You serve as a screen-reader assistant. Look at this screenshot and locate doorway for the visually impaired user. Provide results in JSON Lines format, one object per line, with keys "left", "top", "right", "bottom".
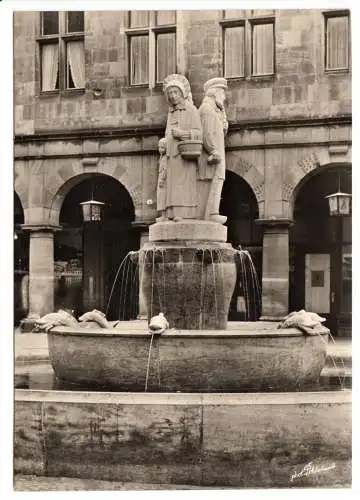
{"left": 220, "top": 170, "right": 262, "bottom": 321}
{"left": 290, "top": 167, "right": 351, "bottom": 336}
{"left": 57, "top": 174, "right": 139, "bottom": 319}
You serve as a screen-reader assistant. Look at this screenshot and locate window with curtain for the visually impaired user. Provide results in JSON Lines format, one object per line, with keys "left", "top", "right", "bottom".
{"left": 252, "top": 22, "right": 274, "bottom": 75}
{"left": 221, "top": 11, "right": 275, "bottom": 79}
{"left": 39, "top": 11, "right": 85, "bottom": 92}
{"left": 156, "top": 32, "right": 176, "bottom": 83}
{"left": 325, "top": 14, "right": 350, "bottom": 70}
{"left": 130, "top": 35, "right": 149, "bottom": 85}
{"left": 224, "top": 26, "right": 245, "bottom": 77}
{"left": 127, "top": 10, "right": 176, "bottom": 87}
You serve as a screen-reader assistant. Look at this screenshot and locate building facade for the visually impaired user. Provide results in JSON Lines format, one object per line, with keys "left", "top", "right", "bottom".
{"left": 14, "top": 9, "right": 352, "bottom": 335}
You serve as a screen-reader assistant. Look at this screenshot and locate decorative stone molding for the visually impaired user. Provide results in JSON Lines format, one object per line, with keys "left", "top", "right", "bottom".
{"left": 253, "top": 182, "right": 265, "bottom": 202}
{"left": 236, "top": 156, "right": 254, "bottom": 176}
{"left": 282, "top": 182, "right": 295, "bottom": 202}
{"left": 255, "top": 218, "right": 294, "bottom": 228}
{"left": 81, "top": 157, "right": 99, "bottom": 167}
{"left": 129, "top": 184, "right": 143, "bottom": 208}
{"left": 297, "top": 152, "right": 319, "bottom": 174}
{"left": 21, "top": 224, "right": 62, "bottom": 233}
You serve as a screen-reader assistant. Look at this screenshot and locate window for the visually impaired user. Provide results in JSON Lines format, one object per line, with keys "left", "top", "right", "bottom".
{"left": 222, "top": 10, "right": 275, "bottom": 78}
{"left": 127, "top": 10, "right": 176, "bottom": 86}
{"left": 38, "top": 11, "right": 85, "bottom": 92}
{"left": 324, "top": 11, "right": 350, "bottom": 71}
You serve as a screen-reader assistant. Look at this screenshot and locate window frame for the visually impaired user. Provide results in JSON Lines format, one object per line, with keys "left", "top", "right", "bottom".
{"left": 37, "top": 11, "right": 85, "bottom": 94}
{"left": 221, "top": 10, "right": 276, "bottom": 80}
{"left": 250, "top": 18, "right": 275, "bottom": 77}
{"left": 126, "top": 10, "right": 177, "bottom": 88}
{"left": 323, "top": 10, "right": 351, "bottom": 73}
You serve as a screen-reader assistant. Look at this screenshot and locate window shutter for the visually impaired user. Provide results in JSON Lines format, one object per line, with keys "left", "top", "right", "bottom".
{"left": 327, "top": 16, "right": 349, "bottom": 70}
{"left": 252, "top": 23, "right": 274, "bottom": 75}
{"left": 156, "top": 32, "right": 176, "bottom": 82}
{"left": 224, "top": 26, "right": 245, "bottom": 77}
{"left": 131, "top": 35, "right": 149, "bottom": 85}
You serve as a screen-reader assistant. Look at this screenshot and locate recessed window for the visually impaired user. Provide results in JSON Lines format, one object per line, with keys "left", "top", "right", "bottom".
{"left": 127, "top": 11, "right": 176, "bottom": 87}
{"left": 224, "top": 25, "right": 245, "bottom": 78}
{"left": 252, "top": 22, "right": 274, "bottom": 76}
{"left": 130, "top": 35, "right": 149, "bottom": 85}
{"left": 156, "top": 32, "right": 176, "bottom": 83}
{"left": 222, "top": 10, "right": 275, "bottom": 79}
{"left": 325, "top": 13, "right": 350, "bottom": 71}
{"left": 39, "top": 11, "right": 85, "bottom": 92}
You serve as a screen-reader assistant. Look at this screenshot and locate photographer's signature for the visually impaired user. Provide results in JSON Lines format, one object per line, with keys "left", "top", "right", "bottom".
{"left": 290, "top": 461, "right": 336, "bottom": 482}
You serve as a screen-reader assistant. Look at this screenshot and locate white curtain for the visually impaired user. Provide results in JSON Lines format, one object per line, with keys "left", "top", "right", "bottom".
{"left": 67, "top": 41, "right": 85, "bottom": 88}
{"left": 252, "top": 23, "right": 274, "bottom": 75}
{"left": 157, "top": 32, "right": 176, "bottom": 82}
{"left": 131, "top": 35, "right": 149, "bottom": 85}
{"left": 225, "top": 26, "right": 245, "bottom": 77}
{"left": 327, "top": 17, "right": 349, "bottom": 70}
{"left": 41, "top": 43, "right": 59, "bottom": 91}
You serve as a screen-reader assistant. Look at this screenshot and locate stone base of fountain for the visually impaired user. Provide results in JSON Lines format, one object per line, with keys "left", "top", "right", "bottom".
{"left": 47, "top": 321, "right": 329, "bottom": 392}
{"left": 14, "top": 389, "right": 351, "bottom": 487}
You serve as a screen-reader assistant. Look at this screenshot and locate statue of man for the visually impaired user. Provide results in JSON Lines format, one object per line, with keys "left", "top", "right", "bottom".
{"left": 157, "top": 74, "right": 202, "bottom": 222}
{"left": 198, "top": 77, "right": 228, "bottom": 224}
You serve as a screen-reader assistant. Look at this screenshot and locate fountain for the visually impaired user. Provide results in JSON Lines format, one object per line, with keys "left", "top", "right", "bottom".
{"left": 14, "top": 75, "right": 351, "bottom": 488}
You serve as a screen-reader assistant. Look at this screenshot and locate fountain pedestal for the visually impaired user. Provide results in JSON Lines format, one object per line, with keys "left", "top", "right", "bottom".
{"left": 142, "top": 220, "right": 236, "bottom": 330}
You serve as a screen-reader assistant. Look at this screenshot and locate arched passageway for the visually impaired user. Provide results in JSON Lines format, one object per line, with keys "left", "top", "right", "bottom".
{"left": 220, "top": 170, "right": 262, "bottom": 321}
{"left": 289, "top": 166, "right": 351, "bottom": 336}
{"left": 14, "top": 192, "right": 29, "bottom": 323}
{"left": 55, "top": 174, "right": 139, "bottom": 319}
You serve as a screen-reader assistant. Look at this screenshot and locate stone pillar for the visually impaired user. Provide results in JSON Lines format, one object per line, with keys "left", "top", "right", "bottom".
{"left": 256, "top": 219, "right": 294, "bottom": 321}
{"left": 20, "top": 225, "right": 59, "bottom": 330}
{"left": 138, "top": 228, "right": 149, "bottom": 320}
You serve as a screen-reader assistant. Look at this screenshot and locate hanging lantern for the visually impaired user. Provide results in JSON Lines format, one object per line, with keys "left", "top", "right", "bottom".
{"left": 325, "top": 173, "right": 351, "bottom": 216}
{"left": 80, "top": 199, "right": 105, "bottom": 222}
{"left": 325, "top": 191, "right": 351, "bottom": 216}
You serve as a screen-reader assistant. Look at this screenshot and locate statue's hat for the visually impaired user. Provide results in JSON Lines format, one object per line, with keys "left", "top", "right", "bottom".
{"left": 204, "top": 77, "right": 228, "bottom": 93}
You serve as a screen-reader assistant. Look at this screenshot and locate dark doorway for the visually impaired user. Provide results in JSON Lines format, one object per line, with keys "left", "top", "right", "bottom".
{"left": 57, "top": 175, "right": 139, "bottom": 319}
{"left": 290, "top": 167, "right": 351, "bottom": 337}
{"left": 14, "top": 192, "right": 29, "bottom": 324}
{"left": 220, "top": 170, "right": 262, "bottom": 321}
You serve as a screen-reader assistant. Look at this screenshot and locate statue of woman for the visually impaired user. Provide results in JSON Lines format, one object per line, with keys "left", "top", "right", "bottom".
{"left": 160, "top": 74, "right": 203, "bottom": 222}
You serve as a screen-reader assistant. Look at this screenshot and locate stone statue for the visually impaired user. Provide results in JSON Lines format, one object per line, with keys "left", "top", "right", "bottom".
{"left": 156, "top": 138, "right": 168, "bottom": 222}
{"left": 198, "top": 77, "right": 229, "bottom": 224}
{"left": 156, "top": 74, "right": 203, "bottom": 222}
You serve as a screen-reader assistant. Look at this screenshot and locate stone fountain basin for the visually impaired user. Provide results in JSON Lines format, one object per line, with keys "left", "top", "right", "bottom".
{"left": 48, "top": 321, "right": 328, "bottom": 392}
